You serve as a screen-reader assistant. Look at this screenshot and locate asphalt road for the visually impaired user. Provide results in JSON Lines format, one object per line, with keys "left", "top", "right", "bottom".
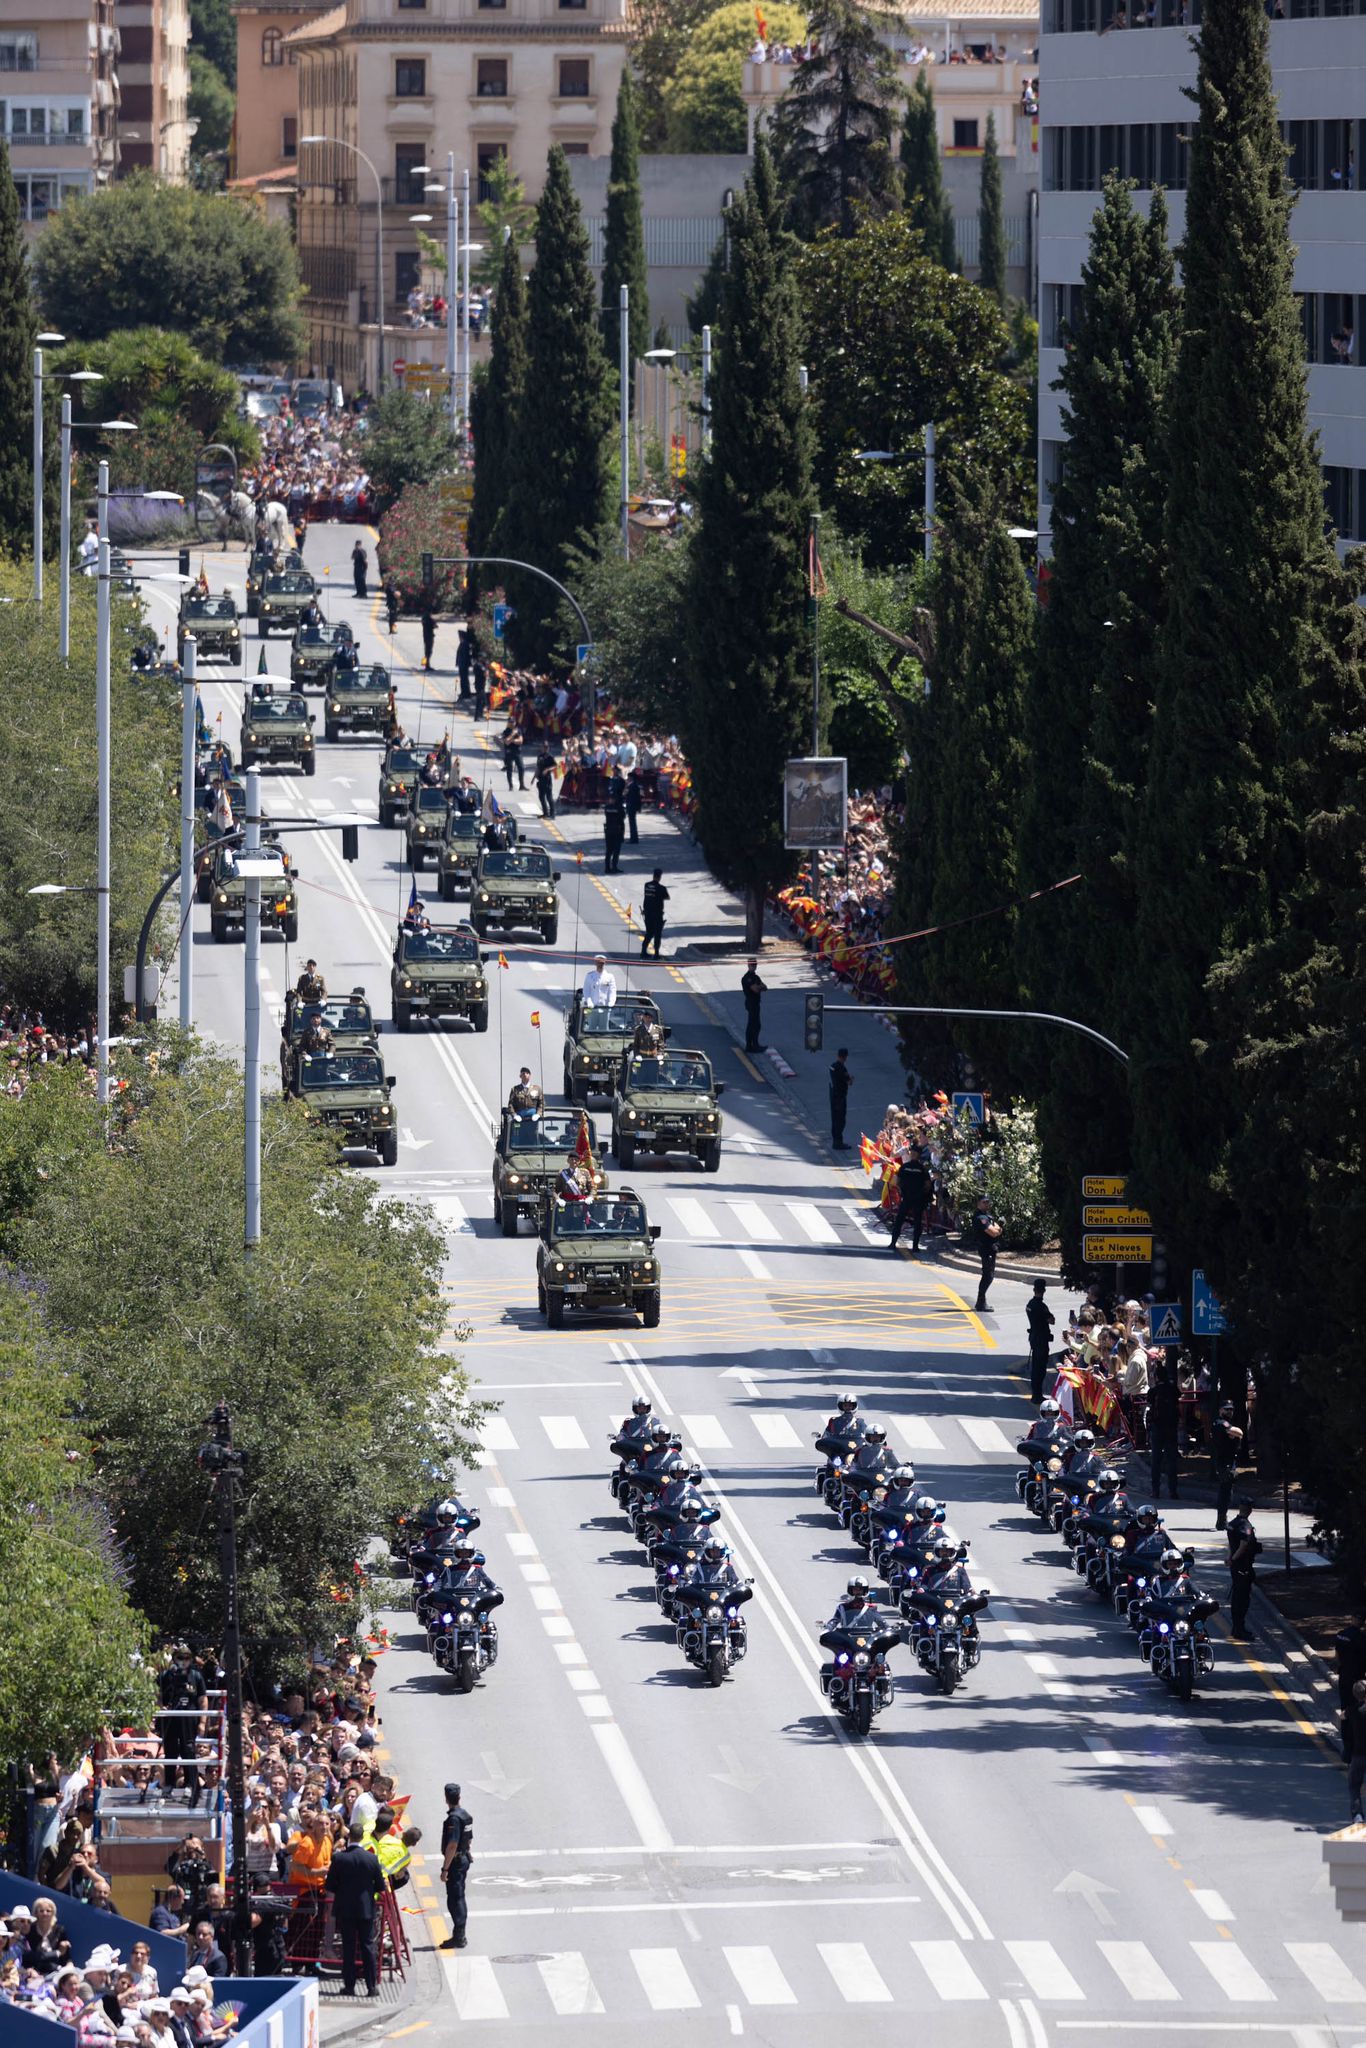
{"left": 142, "top": 526, "right": 1362, "bottom": 2048}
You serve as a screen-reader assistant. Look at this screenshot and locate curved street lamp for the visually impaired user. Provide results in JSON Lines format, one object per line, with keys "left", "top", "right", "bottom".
{"left": 301, "top": 134, "right": 386, "bottom": 390}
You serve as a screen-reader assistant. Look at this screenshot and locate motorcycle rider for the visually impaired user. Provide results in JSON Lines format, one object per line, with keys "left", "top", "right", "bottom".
{"left": 682, "top": 1532, "right": 748, "bottom": 1596}
{"left": 612, "top": 1395, "right": 655, "bottom": 1450}
{"left": 440, "top": 1544, "right": 503, "bottom": 1664}
{"left": 820, "top": 1393, "right": 868, "bottom": 1445}
{"left": 826, "top": 1575, "right": 881, "bottom": 1632}
{"left": 919, "top": 1531, "right": 974, "bottom": 1598}
{"left": 844, "top": 1422, "right": 895, "bottom": 1501}
{"left": 1025, "top": 1396, "right": 1071, "bottom": 1446}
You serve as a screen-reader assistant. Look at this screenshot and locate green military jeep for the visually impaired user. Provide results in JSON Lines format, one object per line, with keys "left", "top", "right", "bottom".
{"left": 257, "top": 569, "right": 317, "bottom": 637}
{"left": 294, "top": 1043, "right": 399, "bottom": 1167}
{"left": 611, "top": 1047, "right": 724, "bottom": 1172}
{"left": 391, "top": 921, "right": 489, "bottom": 1033}
{"left": 280, "top": 988, "right": 378, "bottom": 1093}
{"left": 177, "top": 591, "right": 242, "bottom": 663}
{"left": 290, "top": 619, "right": 347, "bottom": 690}
{"left": 404, "top": 784, "right": 452, "bottom": 870}
{"left": 240, "top": 682, "right": 316, "bottom": 775}
{"left": 325, "top": 665, "right": 390, "bottom": 742}
{"left": 378, "top": 744, "right": 424, "bottom": 829}
{"left": 244, "top": 545, "right": 276, "bottom": 620}
{"left": 208, "top": 840, "right": 298, "bottom": 944}
{"left": 491, "top": 1107, "right": 608, "bottom": 1237}
{"left": 562, "top": 993, "right": 666, "bottom": 1105}
{"left": 470, "top": 844, "right": 560, "bottom": 944}
{"left": 536, "top": 1187, "right": 662, "bottom": 1329}
{"left": 436, "top": 811, "right": 520, "bottom": 901}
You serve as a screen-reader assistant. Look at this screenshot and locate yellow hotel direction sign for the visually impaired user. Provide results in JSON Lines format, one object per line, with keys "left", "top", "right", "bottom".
{"left": 1082, "top": 1204, "right": 1153, "bottom": 1231}
{"left": 1081, "top": 1175, "right": 1127, "bottom": 1200}
{"left": 1082, "top": 1233, "right": 1154, "bottom": 1265}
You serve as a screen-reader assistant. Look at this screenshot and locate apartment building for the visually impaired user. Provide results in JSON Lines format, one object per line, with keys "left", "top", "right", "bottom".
{"left": 232, "top": 0, "right": 332, "bottom": 182}
{"left": 1037, "top": 1, "right": 1366, "bottom": 547}
{"left": 288, "top": 0, "right": 630, "bottom": 390}
{"left": 115, "top": 0, "right": 191, "bottom": 177}
{"left": 1, "top": 0, "right": 119, "bottom": 227}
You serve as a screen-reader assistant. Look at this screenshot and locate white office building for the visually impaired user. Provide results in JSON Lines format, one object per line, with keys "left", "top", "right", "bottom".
{"left": 1037, "top": 1, "right": 1366, "bottom": 550}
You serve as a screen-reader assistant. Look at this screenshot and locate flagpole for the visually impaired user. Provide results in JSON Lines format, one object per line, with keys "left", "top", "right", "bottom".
{"left": 571, "top": 851, "right": 584, "bottom": 994}
{"left": 534, "top": 1011, "right": 546, "bottom": 1107}
{"left": 497, "top": 952, "right": 505, "bottom": 1110}
{"left": 622, "top": 911, "right": 632, "bottom": 1000}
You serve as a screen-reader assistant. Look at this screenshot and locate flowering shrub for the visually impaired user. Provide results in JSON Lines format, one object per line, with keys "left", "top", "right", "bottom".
{"left": 376, "top": 480, "right": 468, "bottom": 611}
{"left": 941, "top": 1103, "right": 1057, "bottom": 1252}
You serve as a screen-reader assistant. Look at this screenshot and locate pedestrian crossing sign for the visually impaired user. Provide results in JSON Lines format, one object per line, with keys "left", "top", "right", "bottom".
{"left": 951, "top": 1091, "right": 984, "bottom": 1125}
{"left": 1149, "top": 1302, "right": 1183, "bottom": 1346}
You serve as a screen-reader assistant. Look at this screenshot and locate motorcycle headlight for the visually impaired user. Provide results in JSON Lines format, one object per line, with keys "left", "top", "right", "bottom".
{"left": 1111, "top": 1535, "right": 1125, "bottom": 1549}
{"left": 707, "top": 1606, "right": 721, "bottom": 1622}
{"left": 1175, "top": 1620, "right": 1189, "bottom": 1635}
{"left": 853, "top": 1652, "right": 870, "bottom": 1669}
{"left": 441, "top": 1611, "right": 453, "bottom": 1625}
{"left": 1158, "top": 1622, "right": 1170, "bottom": 1635}
{"left": 835, "top": 1652, "right": 850, "bottom": 1666}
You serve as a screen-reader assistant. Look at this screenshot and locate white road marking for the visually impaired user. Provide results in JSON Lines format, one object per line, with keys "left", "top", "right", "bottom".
{"left": 819, "top": 1942, "right": 892, "bottom": 2003}
{"left": 913, "top": 1941, "right": 988, "bottom": 2001}
{"left": 1284, "top": 1942, "right": 1366, "bottom": 2003}
{"left": 681, "top": 1413, "right": 731, "bottom": 1449}
{"left": 1098, "top": 1942, "right": 1180, "bottom": 2001}
{"left": 1191, "top": 1941, "right": 1275, "bottom": 2002}
{"left": 554, "top": 1644, "right": 586, "bottom": 1666}
{"left": 1005, "top": 1942, "right": 1085, "bottom": 2001}
{"left": 593, "top": 1725, "right": 673, "bottom": 1852}
{"left": 1003, "top": 1625, "right": 1038, "bottom": 1644}
{"left": 309, "top": 794, "right": 335, "bottom": 811}
{"left": 519, "top": 1562, "right": 550, "bottom": 1584}
{"left": 446, "top": 1953, "right": 508, "bottom": 2020}
{"left": 529, "top": 1586, "right": 562, "bottom": 1611}
{"left": 566, "top": 1670, "right": 600, "bottom": 1692}
{"left": 729, "top": 1201, "right": 781, "bottom": 1242}
{"left": 505, "top": 1532, "right": 538, "bottom": 1557}
{"left": 428, "top": 1195, "right": 471, "bottom": 1233}
{"left": 1025, "top": 1654, "right": 1061, "bottom": 1679}
{"left": 579, "top": 1696, "right": 612, "bottom": 1719}
{"left": 542, "top": 1415, "right": 589, "bottom": 1450}
{"left": 486, "top": 1486, "right": 515, "bottom": 1509}
{"left": 1189, "top": 1889, "right": 1233, "bottom": 1922}
{"left": 537, "top": 1952, "right": 604, "bottom": 2015}
{"left": 737, "top": 1249, "right": 772, "bottom": 1280}
{"left": 1083, "top": 1735, "right": 1123, "bottom": 1765}
{"left": 753, "top": 1415, "right": 802, "bottom": 1450}
{"left": 670, "top": 1197, "right": 719, "bottom": 1238}
{"left": 788, "top": 1202, "right": 840, "bottom": 1244}
{"left": 1131, "top": 1805, "right": 1173, "bottom": 1838}
{"left": 724, "top": 1946, "right": 797, "bottom": 2006}
{"left": 542, "top": 1616, "right": 574, "bottom": 1638}
{"left": 895, "top": 1418, "right": 944, "bottom": 1452}
{"left": 958, "top": 1417, "right": 1015, "bottom": 1455}
{"left": 480, "top": 1417, "right": 517, "bottom": 1451}
{"left": 631, "top": 1948, "right": 699, "bottom": 2011}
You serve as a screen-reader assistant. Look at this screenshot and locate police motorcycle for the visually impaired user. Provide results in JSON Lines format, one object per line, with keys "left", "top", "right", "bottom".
{"left": 859, "top": 1465, "right": 932, "bottom": 1564}
{"left": 404, "top": 1500, "right": 482, "bottom": 1606}
{"left": 818, "top": 1579, "right": 900, "bottom": 1737}
{"left": 879, "top": 1496, "right": 947, "bottom": 1595}
{"left": 421, "top": 1545, "right": 505, "bottom": 1694}
{"left": 638, "top": 1466, "right": 720, "bottom": 1564}
{"left": 1056, "top": 1431, "right": 1107, "bottom": 1544}
{"left": 1136, "top": 1550, "right": 1220, "bottom": 1701}
{"left": 1108, "top": 1506, "right": 1180, "bottom": 1625}
{"left": 813, "top": 1395, "right": 869, "bottom": 1509}
{"left": 671, "top": 1532, "right": 754, "bottom": 1687}
{"left": 607, "top": 1397, "right": 658, "bottom": 1501}
{"left": 1073, "top": 1469, "right": 1133, "bottom": 1595}
{"left": 900, "top": 1532, "right": 991, "bottom": 1696}
{"left": 652, "top": 1504, "right": 712, "bottom": 1621}
{"left": 619, "top": 1427, "right": 686, "bottom": 1539}
{"left": 1014, "top": 1399, "right": 1075, "bottom": 1517}
{"left": 832, "top": 1424, "right": 895, "bottom": 1532}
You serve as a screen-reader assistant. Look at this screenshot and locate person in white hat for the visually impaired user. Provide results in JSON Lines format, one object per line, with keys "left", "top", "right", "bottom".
{"left": 144, "top": 1995, "right": 177, "bottom": 2048}
{"left": 582, "top": 954, "right": 616, "bottom": 1008}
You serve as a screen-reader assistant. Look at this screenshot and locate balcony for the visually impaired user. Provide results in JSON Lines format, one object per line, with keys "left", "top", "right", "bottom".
{"left": 6, "top": 127, "right": 90, "bottom": 148}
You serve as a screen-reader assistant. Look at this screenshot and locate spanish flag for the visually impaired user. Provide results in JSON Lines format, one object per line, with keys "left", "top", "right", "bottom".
{"left": 497, "top": 951, "right": 509, "bottom": 969}
{"left": 756, "top": 4, "right": 768, "bottom": 36}
{"left": 574, "top": 1112, "right": 594, "bottom": 1171}
{"left": 530, "top": 1010, "right": 541, "bottom": 1028}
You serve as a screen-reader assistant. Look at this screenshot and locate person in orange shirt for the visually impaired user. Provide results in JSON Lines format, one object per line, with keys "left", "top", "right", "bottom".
{"left": 287, "top": 1809, "right": 332, "bottom": 1968}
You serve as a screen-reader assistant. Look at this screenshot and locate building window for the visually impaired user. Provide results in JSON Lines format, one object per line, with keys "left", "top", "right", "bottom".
{"left": 478, "top": 0, "right": 508, "bottom": 9}
{"left": 560, "top": 0, "right": 588, "bottom": 9}
{"left": 396, "top": 250, "right": 422, "bottom": 302}
{"left": 395, "top": 59, "right": 426, "bottom": 97}
{"left": 562, "top": 141, "right": 590, "bottom": 155}
{"left": 476, "top": 58, "right": 508, "bottom": 96}
{"left": 282, "top": 115, "right": 297, "bottom": 159}
{"left": 0, "top": 34, "right": 39, "bottom": 72}
{"left": 558, "top": 57, "right": 591, "bottom": 95}
{"left": 952, "top": 119, "right": 979, "bottom": 150}
{"left": 396, "top": 0, "right": 427, "bottom": 11}
{"left": 476, "top": 140, "right": 507, "bottom": 200}
{"left": 394, "top": 144, "right": 427, "bottom": 204}
{"left": 262, "top": 27, "right": 284, "bottom": 65}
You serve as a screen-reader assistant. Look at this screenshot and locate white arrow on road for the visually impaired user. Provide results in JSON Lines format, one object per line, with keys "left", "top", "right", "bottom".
{"left": 468, "top": 1750, "right": 529, "bottom": 1801}
{"left": 719, "top": 1364, "right": 761, "bottom": 1398}
{"left": 1053, "top": 1871, "right": 1117, "bottom": 1926}
{"left": 710, "top": 1744, "right": 766, "bottom": 1796}
{"left": 401, "top": 1127, "right": 433, "bottom": 1150}
{"left": 332, "top": 776, "right": 355, "bottom": 788}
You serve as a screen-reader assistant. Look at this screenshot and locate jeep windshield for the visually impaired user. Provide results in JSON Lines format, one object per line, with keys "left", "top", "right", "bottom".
{"left": 401, "top": 930, "right": 479, "bottom": 963}
{"left": 291, "top": 1000, "right": 373, "bottom": 1039}
{"left": 385, "top": 749, "right": 422, "bottom": 775}
{"left": 413, "top": 788, "right": 450, "bottom": 814}
{"left": 507, "top": 1112, "right": 592, "bottom": 1153}
{"left": 625, "top": 1052, "right": 712, "bottom": 1092}
{"left": 297, "top": 623, "right": 335, "bottom": 645}
{"left": 249, "top": 697, "right": 308, "bottom": 722}
{"left": 299, "top": 1052, "right": 384, "bottom": 1089}
{"left": 265, "top": 574, "right": 311, "bottom": 595}
{"left": 186, "top": 597, "right": 236, "bottom": 620}
{"left": 337, "top": 670, "right": 385, "bottom": 692}
{"left": 554, "top": 1195, "right": 647, "bottom": 1237}
{"left": 445, "top": 814, "right": 480, "bottom": 841}
{"left": 218, "top": 849, "right": 287, "bottom": 880}
{"left": 581, "top": 1003, "right": 655, "bottom": 1037}
{"left": 483, "top": 850, "right": 551, "bottom": 878}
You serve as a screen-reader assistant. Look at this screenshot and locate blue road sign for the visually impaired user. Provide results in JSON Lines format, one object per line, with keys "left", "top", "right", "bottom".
{"left": 1149, "top": 1302, "right": 1183, "bottom": 1347}
{"left": 492, "top": 603, "right": 512, "bottom": 640}
{"left": 1191, "top": 1269, "right": 1230, "bottom": 1337}
{"left": 576, "top": 642, "right": 594, "bottom": 665}
{"left": 951, "top": 1091, "right": 984, "bottom": 1126}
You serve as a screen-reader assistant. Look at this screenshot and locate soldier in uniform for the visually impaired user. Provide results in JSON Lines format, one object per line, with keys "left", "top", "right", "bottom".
{"left": 296, "top": 960, "right": 327, "bottom": 1003}
{"left": 508, "top": 1067, "right": 543, "bottom": 1114}
{"left": 300, "top": 1015, "right": 333, "bottom": 1057}
{"left": 632, "top": 1014, "right": 663, "bottom": 1054}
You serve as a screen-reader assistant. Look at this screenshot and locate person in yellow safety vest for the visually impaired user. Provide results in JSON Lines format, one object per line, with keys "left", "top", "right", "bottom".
{"left": 364, "top": 1806, "right": 419, "bottom": 1891}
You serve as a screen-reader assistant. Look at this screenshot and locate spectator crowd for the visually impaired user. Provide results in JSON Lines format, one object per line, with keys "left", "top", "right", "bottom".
{"left": 242, "top": 407, "right": 373, "bottom": 528}
{"left": 774, "top": 787, "right": 901, "bottom": 1000}
{"left": 2, "top": 1001, "right": 98, "bottom": 1098}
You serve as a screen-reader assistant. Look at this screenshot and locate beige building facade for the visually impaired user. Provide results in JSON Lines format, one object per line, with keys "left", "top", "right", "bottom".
{"left": 115, "top": 0, "right": 191, "bottom": 178}
{"left": 2, "top": 0, "right": 120, "bottom": 227}
{"left": 288, "top": 0, "right": 629, "bottom": 390}
{"left": 231, "top": 0, "right": 331, "bottom": 182}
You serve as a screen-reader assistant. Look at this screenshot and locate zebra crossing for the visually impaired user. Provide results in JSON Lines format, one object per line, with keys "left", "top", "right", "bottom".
{"left": 392, "top": 1183, "right": 905, "bottom": 1256}
{"left": 443, "top": 1931, "right": 1366, "bottom": 2022}
{"left": 472, "top": 1406, "right": 1017, "bottom": 1465}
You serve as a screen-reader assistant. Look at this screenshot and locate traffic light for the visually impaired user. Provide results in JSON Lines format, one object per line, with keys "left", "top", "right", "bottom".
{"left": 804, "top": 990, "right": 824, "bottom": 1052}
{"left": 421, "top": 551, "right": 434, "bottom": 591}
{"left": 178, "top": 548, "right": 191, "bottom": 579}
{"left": 341, "top": 824, "right": 359, "bottom": 864}
{"left": 1150, "top": 1238, "right": 1168, "bottom": 1294}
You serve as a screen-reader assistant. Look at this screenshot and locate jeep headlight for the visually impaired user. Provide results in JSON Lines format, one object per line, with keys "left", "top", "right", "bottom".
{"left": 401, "top": 977, "right": 413, "bottom": 990}
{"left": 215, "top": 891, "right": 228, "bottom": 905}
{"left": 553, "top": 1260, "right": 565, "bottom": 1274}
{"left": 229, "top": 628, "right": 239, "bottom": 639}
{"left": 704, "top": 1111, "right": 717, "bottom": 1123}
{"left": 634, "top": 1261, "right": 656, "bottom": 1279}
{"left": 247, "top": 731, "right": 259, "bottom": 743}
{"left": 507, "top": 1172, "right": 521, "bottom": 1186}
{"left": 376, "top": 1103, "right": 394, "bottom": 1122}
{"left": 479, "top": 891, "right": 491, "bottom": 904}
{"left": 575, "top": 1054, "right": 592, "bottom": 1069}
{"left": 329, "top": 701, "right": 340, "bottom": 713}
{"left": 625, "top": 1109, "right": 637, "bottom": 1122}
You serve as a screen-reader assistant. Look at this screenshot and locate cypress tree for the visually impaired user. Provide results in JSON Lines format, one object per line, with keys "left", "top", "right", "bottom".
{"left": 1130, "top": 0, "right": 1364, "bottom": 1285}
{"left": 1016, "top": 177, "right": 1177, "bottom": 1265}
{"left": 467, "top": 231, "right": 528, "bottom": 591}
{"left": 600, "top": 71, "right": 650, "bottom": 399}
{"left": 977, "top": 111, "right": 1006, "bottom": 305}
{"left": 501, "top": 147, "right": 612, "bottom": 666}
{"left": 685, "top": 231, "right": 726, "bottom": 336}
{"left": 901, "top": 68, "right": 956, "bottom": 269}
{"left": 0, "top": 142, "right": 38, "bottom": 559}
{"left": 684, "top": 138, "right": 815, "bottom": 947}
{"left": 769, "top": 0, "right": 904, "bottom": 238}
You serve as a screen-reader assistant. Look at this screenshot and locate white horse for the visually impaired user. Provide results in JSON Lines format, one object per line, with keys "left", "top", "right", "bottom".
{"left": 262, "top": 500, "right": 292, "bottom": 554}
{"left": 229, "top": 491, "right": 257, "bottom": 544}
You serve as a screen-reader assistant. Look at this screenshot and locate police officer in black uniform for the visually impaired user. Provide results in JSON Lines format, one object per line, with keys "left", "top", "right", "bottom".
{"left": 439, "top": 1783, "right": 474, "bottom": 1949}
{"left": 969, "top": 1195, "right": 1002, "bottom": 1314}
{"left": 158, "top": 1645, "right": 207, "bottom": 1804}
{"left": 1227, "top": 1501, "right": 1261, "bottom": 1641}
{"left": 1211, "top": 1401, "right": 1243, "bottom": 1529}
{"left": 889, "top": 1145, "right": 932, "bottom": 1255}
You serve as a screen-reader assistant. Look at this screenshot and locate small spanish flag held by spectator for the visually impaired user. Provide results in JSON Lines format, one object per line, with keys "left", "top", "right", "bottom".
{"left": 497, "top": 951, "right": 509, "bottom": 969}
{"left": 530, "top": 1010, "right": 541, "bottom": 1028}
{"left": 575, "top": 850, "right": 585, "bottom": 866}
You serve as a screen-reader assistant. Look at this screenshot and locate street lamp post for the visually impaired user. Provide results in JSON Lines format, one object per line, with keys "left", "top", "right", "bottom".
{"left": 301, "top": 136, "right": 386, "bottom": 392}
{"left": 61, "top": 377, "right": 117, "bottom": 659}
{"left": 179, "top": 638, "right": 197, "bottom": 1028}
{"left": 243, "top": 768, "right": 263, "bottom": 1250}
{"left": 197, "top": 1402, "right": 251, "bottom": 1975}
{"left": 620, "top": 285, "right": 630, "bottom": 559}
{"left": 447, "top": 152, "right": 459, "bottom": 423}
{"left": 96, "top": 512, "right": 111, "bottom": 1107}
{"left": 33, "top": 332, "right": 66, "bottom": 604}
{"left": 461, "top": 167, "right": 471, "bottom": 429}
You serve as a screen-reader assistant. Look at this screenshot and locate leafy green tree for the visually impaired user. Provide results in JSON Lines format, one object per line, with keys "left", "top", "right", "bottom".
{"left": 770, "top": 0, "right": 904, "bottom": 237}
{"left": 901, "top": 68, "right": 956, "bottom": 269}
{"left": 794, "top": 211, "right": 1029, "bottom": 568}
{"left": 978, "top": 110, "right": 1007, "bottom": 304}
{"left": 416, "top": 159, "right": 535, "bottom": 294}
{"left": 502, "top": 147, "right": 613, "bottom": 666}
{"left": 189, "top": 0, "right": 236, "bottom": 84}
{"left": 1016, "top": 178, "right": 1177, "bottom": 1269}
{"left": 188, "top": 54, "right": 234, "bottom": 190}
{"left": 684, "top": 140, "right": 815, "bottom": 945}
{"left": 820, "top": 541, "right": 927, "bottom": 784}
{"left": 686, "top": 232, "right": 728, "bottom": 336}
{"left": 0, "top": 142, "right": 38, "bottom": 559}
{"left": 468, "top": 233, "right": 528, "bottom": 586}
{"left": 0, "top": 1275, "right": 155, "bottom": 1768}
{"left": 631, "top": 0, "right": 732, "bottom": 151}
{"left": 1129, "top": 0, "right": 1365, "bottom": 1284}
{"left": 32, "top": 173, "right": 303, "bottom": 363}
{"left": 362, "top": 387, "right": 458, "bottom": 514}
{"left": 601, "top": 71, "right": 650, "bottom": 396}
{"left": 664, "top": 1, "right": 807, "bottom": 153}
{"left": 4, "top": 1053, "right": 484, "bottom": 1671}
{"left": 50, "top": 328, "right": 255, "bottom": 503}
{"left": 561, "top": 531, "right": 692, "bottom": 729}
